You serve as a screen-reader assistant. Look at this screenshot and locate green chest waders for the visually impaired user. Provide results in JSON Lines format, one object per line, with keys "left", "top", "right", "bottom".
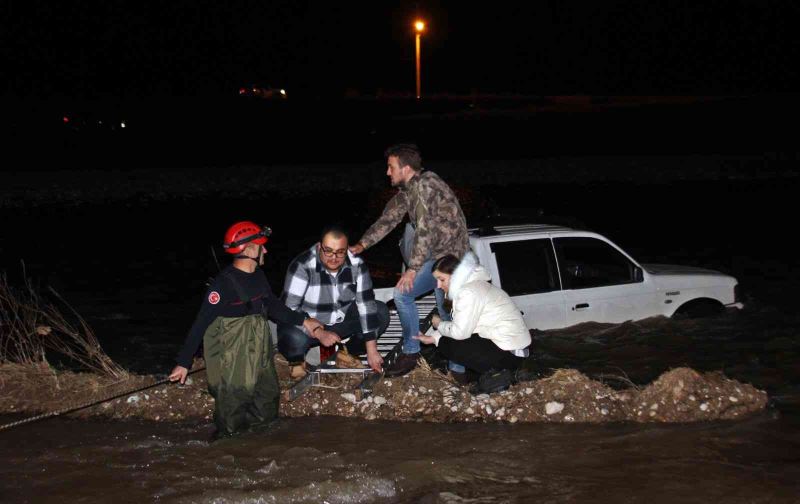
{"left": 203, "top": 275, "right": 280, "bottom": 435}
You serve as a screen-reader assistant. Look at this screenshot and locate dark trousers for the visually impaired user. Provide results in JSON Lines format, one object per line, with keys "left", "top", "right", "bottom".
{"left": 437, "top": 334, "right": 524, "bottom": 374}
{"left": 277, "top": 301, "right": 390, "bottom": 363}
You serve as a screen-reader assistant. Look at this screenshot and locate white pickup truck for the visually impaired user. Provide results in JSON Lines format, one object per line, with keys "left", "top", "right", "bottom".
{"left": 374, "top": 224, "right": 743, "bottom": 334}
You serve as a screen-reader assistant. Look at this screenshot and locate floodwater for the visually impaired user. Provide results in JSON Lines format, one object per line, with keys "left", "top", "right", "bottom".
{"left": 2, "top": 408, "right": 799, "bottom": 503}
{"left": 2, "top": 304, "right": 800, "bottom": 503}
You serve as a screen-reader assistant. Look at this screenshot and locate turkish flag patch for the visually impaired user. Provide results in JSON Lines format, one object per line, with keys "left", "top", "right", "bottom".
{"left": 208, "top": 291, "right": 221, "bottom": 305}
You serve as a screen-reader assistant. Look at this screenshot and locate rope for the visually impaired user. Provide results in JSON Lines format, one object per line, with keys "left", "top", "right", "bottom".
{"left": 0, "top": 367, "right": 206, "bottom": 432}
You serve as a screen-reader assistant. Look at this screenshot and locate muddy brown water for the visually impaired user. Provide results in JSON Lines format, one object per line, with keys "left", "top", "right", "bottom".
{"left": 2, "top": 305, "right": 800, "bottom": 503}
{"left": 1, "top": 409, "right": 799, "bottom": 503}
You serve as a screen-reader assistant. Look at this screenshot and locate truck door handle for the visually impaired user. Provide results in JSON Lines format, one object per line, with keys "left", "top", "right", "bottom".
{"left": 573, "top": 303, "right": 590, "bottom": 310}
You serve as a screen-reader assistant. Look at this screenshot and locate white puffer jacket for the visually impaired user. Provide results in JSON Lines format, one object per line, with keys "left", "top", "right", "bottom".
{"left": 436, "top": 252, "right": 531, "bottom": 351}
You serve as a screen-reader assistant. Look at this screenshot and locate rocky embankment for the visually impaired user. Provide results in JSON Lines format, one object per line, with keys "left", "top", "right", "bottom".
{"left": 0, "top": 356, "right": 767, "bottom": 427}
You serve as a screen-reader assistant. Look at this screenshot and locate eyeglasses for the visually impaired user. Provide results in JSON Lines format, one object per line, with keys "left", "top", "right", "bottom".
{"left": 321, "top": 247, "right": 347, "bottom": 258}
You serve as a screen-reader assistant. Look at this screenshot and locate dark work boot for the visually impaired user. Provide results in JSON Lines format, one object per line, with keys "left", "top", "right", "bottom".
{"left": 514, "top": 366, "right": 545, "bottom": 383}
{"left": 469, "top": 368, "right": 514, "bottom": 395}
{"left": 383, "top": 352, "right": 420, "bottom": 378}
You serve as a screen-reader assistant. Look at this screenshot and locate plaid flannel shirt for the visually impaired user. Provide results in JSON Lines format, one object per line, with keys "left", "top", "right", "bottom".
{"left": 281, "top": 244, "right": 381, "bottom": 340}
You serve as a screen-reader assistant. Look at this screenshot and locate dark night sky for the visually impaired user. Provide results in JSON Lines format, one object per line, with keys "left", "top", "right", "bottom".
{"left": 3, "top": 0, "right": 800, "bottom": 99}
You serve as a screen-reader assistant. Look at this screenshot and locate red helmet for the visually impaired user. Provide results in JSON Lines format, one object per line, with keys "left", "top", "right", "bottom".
{"left": 223, "top": 221, "right": 271, "bottom": 254}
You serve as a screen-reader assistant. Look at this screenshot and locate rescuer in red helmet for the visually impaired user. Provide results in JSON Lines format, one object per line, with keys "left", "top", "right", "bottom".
{"left": 169, "top": 221, "right": 322, "bottom": 438}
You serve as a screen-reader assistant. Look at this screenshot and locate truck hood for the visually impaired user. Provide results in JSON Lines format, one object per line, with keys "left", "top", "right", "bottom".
{"left": 642, "top": 263, "right": 729, "bottom": 277}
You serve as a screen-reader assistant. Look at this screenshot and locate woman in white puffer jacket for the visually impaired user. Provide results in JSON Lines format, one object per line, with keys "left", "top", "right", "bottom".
{"left": 415, "top": 252, "right": 531, "bottom": 377}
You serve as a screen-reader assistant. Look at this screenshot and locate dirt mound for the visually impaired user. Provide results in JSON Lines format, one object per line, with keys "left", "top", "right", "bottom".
{"left": 0, "top": 360, "right": 768, "bottom": 427}
{"left": 633, "top": 367, "right": 767, "bottom": 421}
{"left": 279, "top": 364, "right": 765, "bottom": 424}
{"left": 280, "top": 366, "right": 631, "bottom": 423}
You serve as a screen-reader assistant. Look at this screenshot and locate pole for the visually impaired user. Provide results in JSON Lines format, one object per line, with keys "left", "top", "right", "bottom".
{"left": 415, "top": 33, "right": 421, "bottom": 99}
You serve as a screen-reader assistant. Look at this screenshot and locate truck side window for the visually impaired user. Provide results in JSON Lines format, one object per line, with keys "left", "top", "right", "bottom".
{"left": 490, "top": 239, "right": 559, "bottom": 296}
{"left": 554, "top": 237, "right": 638, "bottom": 289}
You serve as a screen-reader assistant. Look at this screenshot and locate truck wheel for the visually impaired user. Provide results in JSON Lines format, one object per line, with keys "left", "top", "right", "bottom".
{"left": 673, "top": 299, "right": 724, "bottom": 319}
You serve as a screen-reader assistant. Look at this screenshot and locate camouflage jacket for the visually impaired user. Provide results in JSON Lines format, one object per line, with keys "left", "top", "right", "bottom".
{"left": 359, "top": 170, "right": 469, "bottom": 271}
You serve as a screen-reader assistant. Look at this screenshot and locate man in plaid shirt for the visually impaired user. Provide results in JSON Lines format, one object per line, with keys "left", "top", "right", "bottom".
{"left": 278, "top": 225, "right": 390, "bottom": 377}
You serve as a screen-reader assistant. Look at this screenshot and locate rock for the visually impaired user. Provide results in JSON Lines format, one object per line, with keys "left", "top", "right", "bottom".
{"left": 700, "top": 402, "right": 709, "bottom": 411}
{"left": 126, "top": 395, "right": 140, "bottom": 404}
{"left": 373, "top": 396, "right": 387, "bottom": 405}
{"left": 341, "top": 393, "right": 357, "bottom": 403}
{"left": 185, "top": 377, "right": 193, "bottom": 386}
{"left": 545, "top": 402, "right": 564, "bottom": 415}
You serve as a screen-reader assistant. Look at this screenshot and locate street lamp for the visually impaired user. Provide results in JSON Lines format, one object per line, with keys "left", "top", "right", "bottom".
{"left": 414, "top": 20, "right": 425, "bottom": 99}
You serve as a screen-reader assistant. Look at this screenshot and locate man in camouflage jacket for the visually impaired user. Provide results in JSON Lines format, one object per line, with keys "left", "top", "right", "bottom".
{"left": 350, "top": 144, "right": 469, "bottom": 378}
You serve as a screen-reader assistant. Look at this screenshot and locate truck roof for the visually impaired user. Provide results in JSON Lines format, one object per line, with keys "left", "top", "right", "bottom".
{"left": 468, "top": 223, "right": 581, "bottom": 237}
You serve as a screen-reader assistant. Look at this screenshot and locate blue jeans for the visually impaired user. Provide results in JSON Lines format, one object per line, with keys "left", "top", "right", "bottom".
{"left": 394, "top": 259, "right": 465, "bottom": 373}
